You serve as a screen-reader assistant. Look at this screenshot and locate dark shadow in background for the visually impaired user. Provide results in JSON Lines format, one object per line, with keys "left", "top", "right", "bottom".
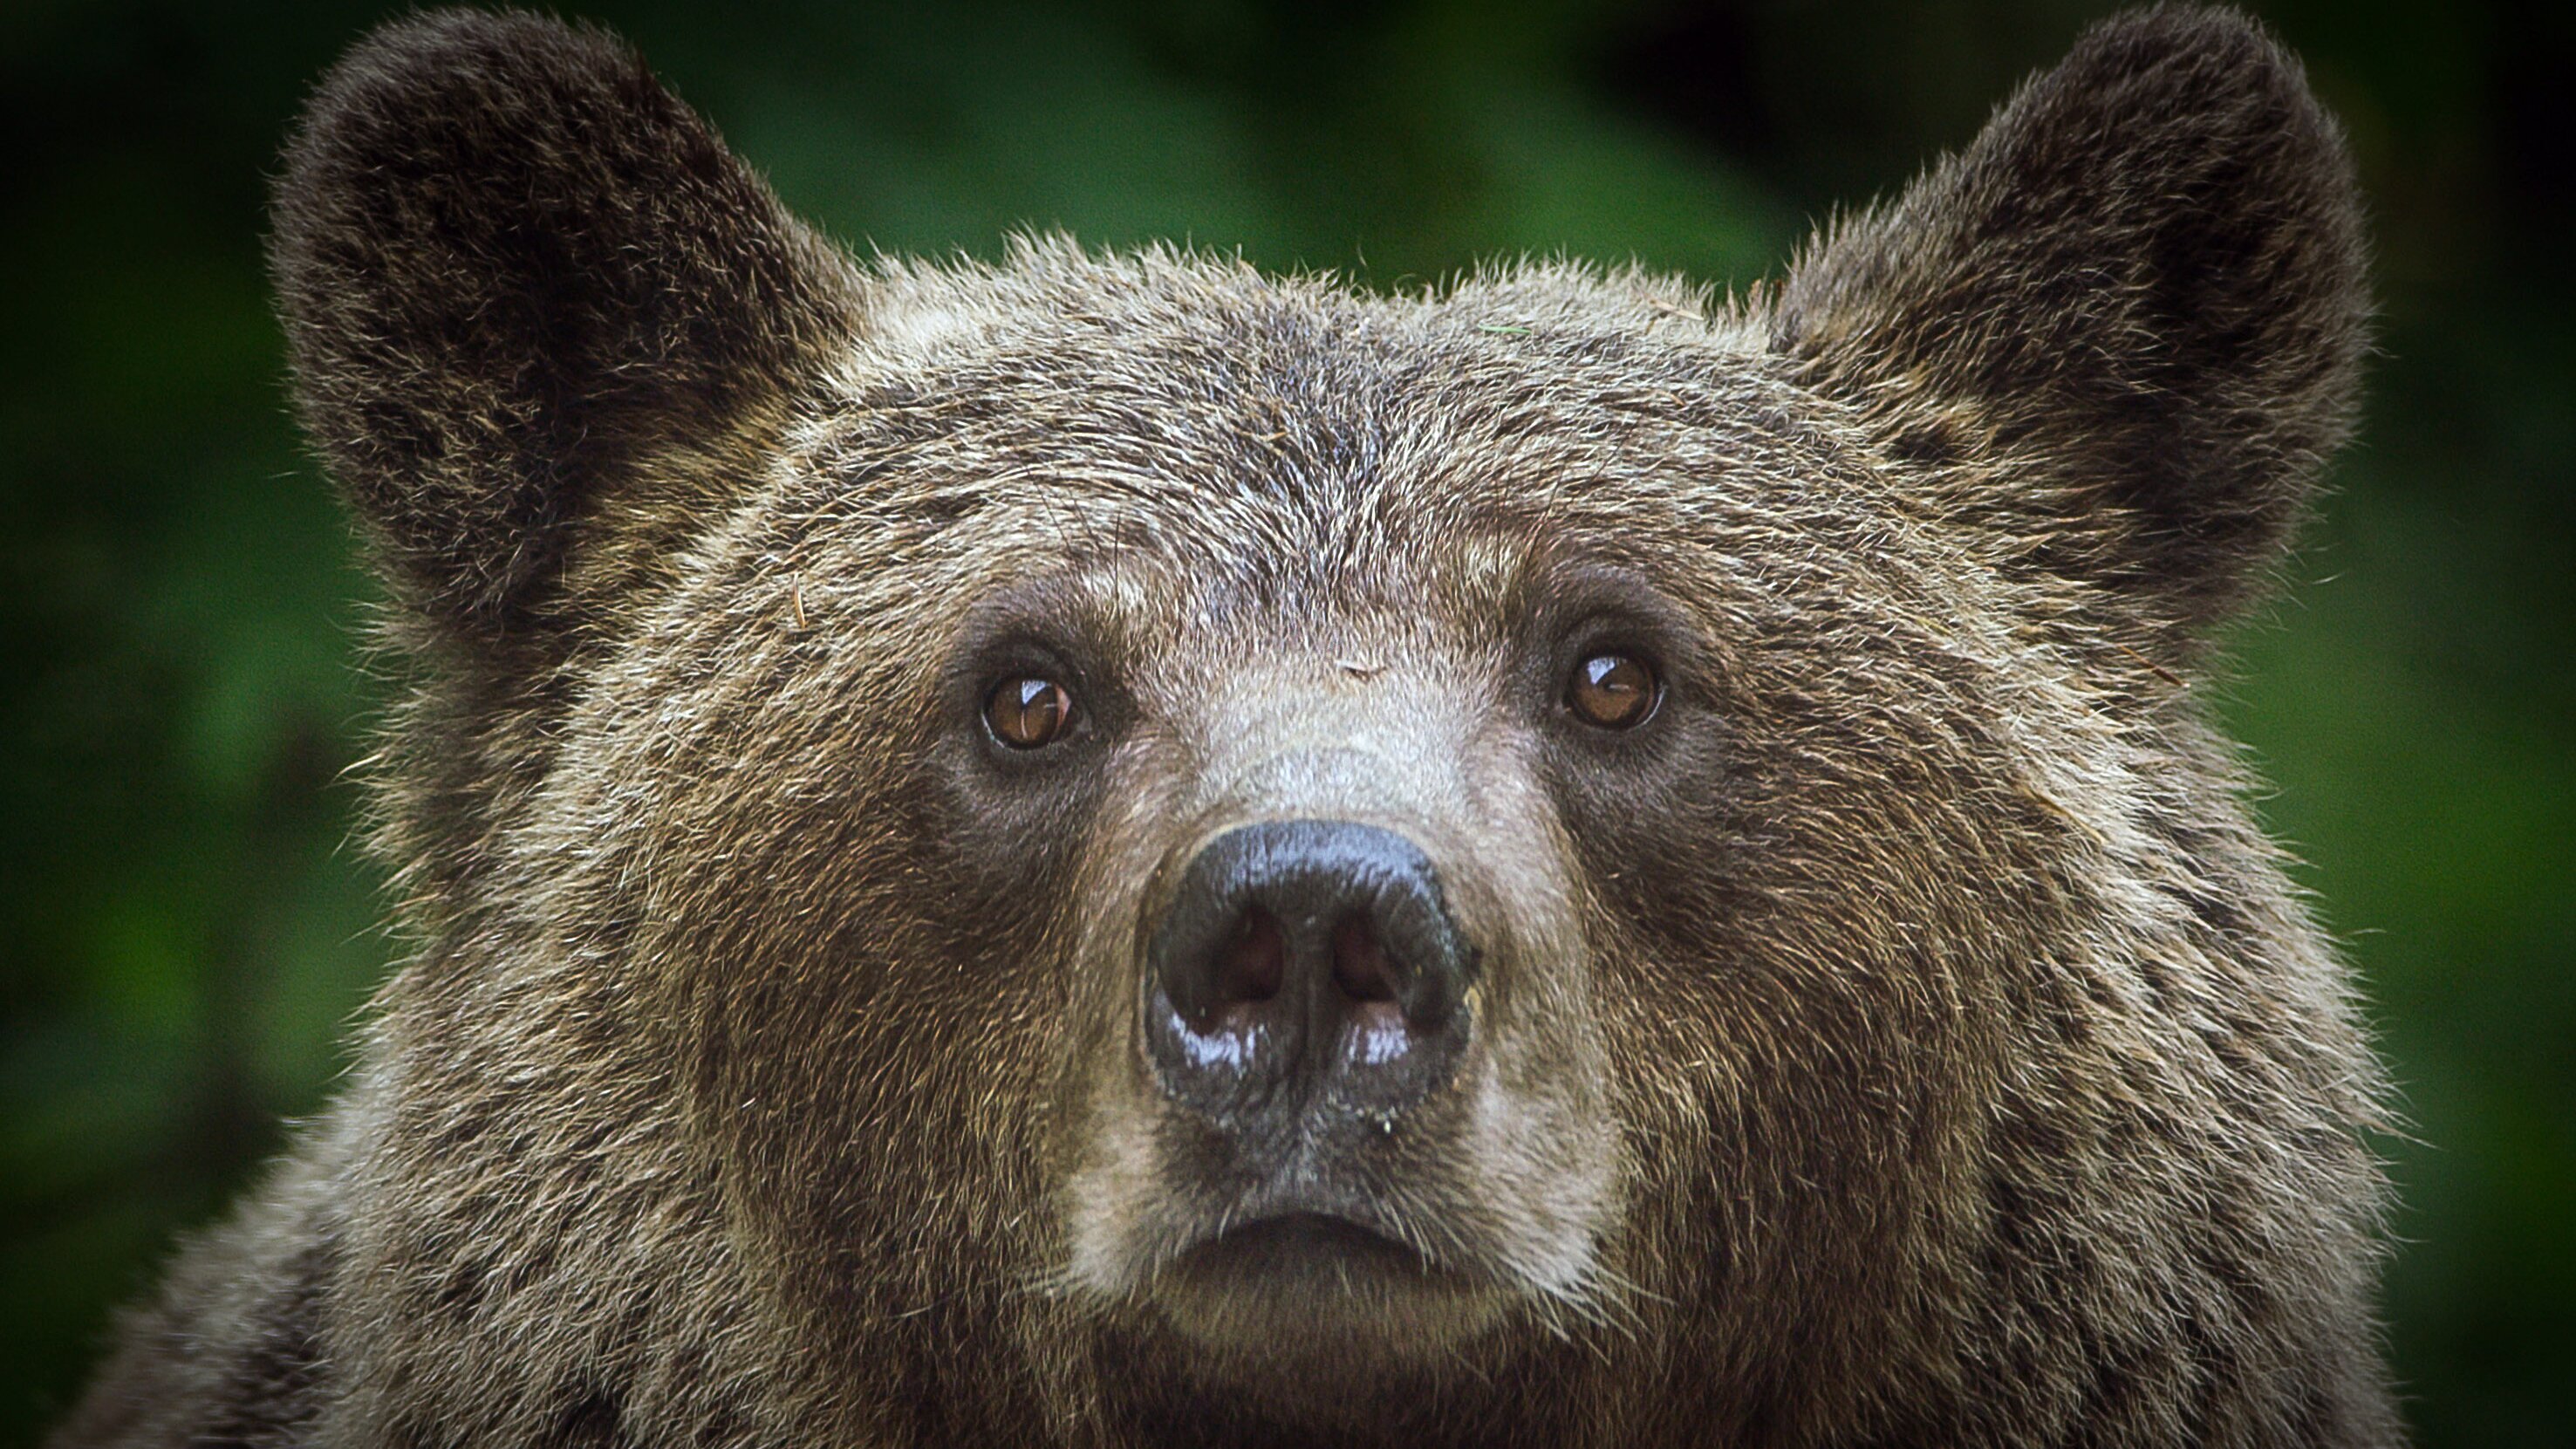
{"left": 2, "top": 2, "right": 2566, "bottom": 1443}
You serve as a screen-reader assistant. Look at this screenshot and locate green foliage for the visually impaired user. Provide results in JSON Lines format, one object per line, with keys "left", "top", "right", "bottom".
{"left": 2, "top": 1, "right": 2566, "bottom": 1442}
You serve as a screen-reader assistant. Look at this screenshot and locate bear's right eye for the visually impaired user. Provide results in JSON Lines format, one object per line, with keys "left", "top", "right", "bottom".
{"left": 984, "top": 676, "right": 1078, "bottom": 749}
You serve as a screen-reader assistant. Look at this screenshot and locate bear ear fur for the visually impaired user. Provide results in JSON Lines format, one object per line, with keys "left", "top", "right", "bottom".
{"left": 270, "top": 8, "right": 860, "bottom": 646}
{"left": 1772, "top": 5, "right": 2369, "bottom": 647}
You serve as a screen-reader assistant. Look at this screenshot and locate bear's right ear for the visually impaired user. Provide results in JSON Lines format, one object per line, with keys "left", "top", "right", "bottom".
{"left": 271, "top": 9, "right": 860, "bottom": 646}
{"left": 1770, "top": 6, "right": 2368, "bottom": 654}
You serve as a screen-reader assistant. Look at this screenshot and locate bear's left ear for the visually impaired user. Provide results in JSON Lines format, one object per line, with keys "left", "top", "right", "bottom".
{"left": 1771, "top": 5, "right": 2368, "bottom": 647}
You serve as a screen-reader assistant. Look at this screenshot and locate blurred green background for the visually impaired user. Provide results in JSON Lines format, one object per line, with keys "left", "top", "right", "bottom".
{"left": 2, "top": 0, "right": 2566, "bottom": 1442}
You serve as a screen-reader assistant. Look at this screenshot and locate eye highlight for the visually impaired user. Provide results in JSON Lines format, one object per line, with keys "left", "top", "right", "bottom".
{"left": 1567, "top": 653, "right": 1659, "bottom": 729}
{"left": 984, "top": 676, "right": 1077, "bottom": 749}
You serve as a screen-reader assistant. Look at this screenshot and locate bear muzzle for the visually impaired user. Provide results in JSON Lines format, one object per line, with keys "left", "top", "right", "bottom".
{"left": 1061, "top": 704, "right": 1615, "bottom": 1363}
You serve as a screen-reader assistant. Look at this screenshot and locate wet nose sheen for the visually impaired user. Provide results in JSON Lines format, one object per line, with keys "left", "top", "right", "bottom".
{"left": 1145, "top": 820, "right": 1476, "bottom": 1126}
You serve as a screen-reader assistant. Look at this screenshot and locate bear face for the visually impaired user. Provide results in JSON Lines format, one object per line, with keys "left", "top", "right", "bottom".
{"left": 54, "top": 6, "right": 2394, "bottom": 1447}
{"left": 531, "top": 250, "right": 2373, "bottom": 1439}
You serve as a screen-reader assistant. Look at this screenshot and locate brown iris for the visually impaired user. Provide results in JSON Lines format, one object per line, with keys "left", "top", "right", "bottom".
{"left": 1567, "top": 652, "right": 1658, "bottom": 729}
{"left": 985, "top": 676, "right": 1076, "bottom": 748}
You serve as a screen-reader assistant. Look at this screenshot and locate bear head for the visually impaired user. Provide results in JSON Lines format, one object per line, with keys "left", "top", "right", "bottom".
{"left": 269, "top": 7, "right": 2386, "bottom": 1443}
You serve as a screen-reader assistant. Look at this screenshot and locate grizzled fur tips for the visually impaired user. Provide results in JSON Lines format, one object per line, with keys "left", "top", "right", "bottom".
{"left": 57, "top": 5, "right": 2397, "bottom": 1448}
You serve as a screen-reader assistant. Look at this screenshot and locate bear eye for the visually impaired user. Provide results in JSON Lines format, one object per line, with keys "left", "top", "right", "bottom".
{"left": 984, "top": 675, "right": 1078, "bottom": 749}
{"left": 1567, "top": 653, "right": 1658, "bottom": 729}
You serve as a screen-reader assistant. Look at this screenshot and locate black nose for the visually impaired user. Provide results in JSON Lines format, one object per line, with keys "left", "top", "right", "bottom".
{"left": 1145, "top": 820, "right": 1475, "bottom": 1125}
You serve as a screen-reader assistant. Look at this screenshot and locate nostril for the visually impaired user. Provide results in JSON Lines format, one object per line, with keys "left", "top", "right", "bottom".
{"left": 1213, "top": 908, "right": 1286, "bottom": 1008}
{"left": 1330, "top": 917, "right": 1397, "bottom": 1003}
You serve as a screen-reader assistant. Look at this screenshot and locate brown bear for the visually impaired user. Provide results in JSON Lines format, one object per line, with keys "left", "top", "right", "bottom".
{"left": 51, "top": 5, "right": 2398, "bottom": 1446}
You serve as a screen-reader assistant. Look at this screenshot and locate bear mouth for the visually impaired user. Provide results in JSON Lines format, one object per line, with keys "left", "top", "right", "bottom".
{"left": 1175, "top": 1209, "right": 1433, "bottom": 1280}
{"left": 1145, "top": 1204, "right": 1510, "bottom": 1375}
{"left": 1157, "top": 1167, "right": 1457, "bottom": 1291}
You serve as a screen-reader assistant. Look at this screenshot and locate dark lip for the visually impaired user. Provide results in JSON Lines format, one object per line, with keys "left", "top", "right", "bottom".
{"left": 1175, "top": 1209, "right": 1438, "bottom": 1279}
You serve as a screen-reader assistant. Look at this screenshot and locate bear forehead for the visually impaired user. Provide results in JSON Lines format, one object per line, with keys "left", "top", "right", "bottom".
{"left": 781, "top": 245, "right": 1885, "bottom": 603}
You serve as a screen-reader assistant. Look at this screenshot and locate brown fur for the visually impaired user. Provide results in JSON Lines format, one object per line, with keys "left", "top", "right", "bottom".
{"left": 52, "top": 7, "right": 2395, "bottom": 1446}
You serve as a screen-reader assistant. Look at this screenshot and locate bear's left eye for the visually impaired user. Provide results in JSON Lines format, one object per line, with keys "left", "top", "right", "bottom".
{"left": 985, "top": 675, "right": 1078, "bottom": 749}
{"left": 1566, "top": 652, "right": 1659, "bottom": 729}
